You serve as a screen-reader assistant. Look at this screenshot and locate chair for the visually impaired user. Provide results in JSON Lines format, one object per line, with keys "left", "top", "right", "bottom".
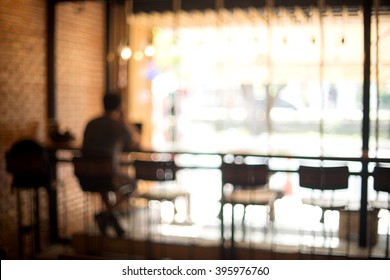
{"left": 73, "top": 155, "right": 134, "bottom": 237}
{"left": 371, "top": 165, "right": 390, "bottom": 258}
{"left": 298, "top": 165, "right": 350, "bottom": 252}
{"left": 134, "top": 156, "right": 191, "bottom": 226}
{"left": 220, "top": 156, "right": 278, "bottom": 259}
{"left": 5, "top": 139, "right": 52, "bottom": 258}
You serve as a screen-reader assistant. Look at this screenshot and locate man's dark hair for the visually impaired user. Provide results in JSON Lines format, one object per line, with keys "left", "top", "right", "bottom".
{"left": 103, "top": 93, "right": 121, "bottom": 112}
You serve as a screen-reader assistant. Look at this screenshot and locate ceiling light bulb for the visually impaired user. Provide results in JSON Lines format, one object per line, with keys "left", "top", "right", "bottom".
{"left": 120, "top": 47, "right": 132, "bottom": 60}
{"left": 144, "top": 45, "right": 156, "bottom": 57}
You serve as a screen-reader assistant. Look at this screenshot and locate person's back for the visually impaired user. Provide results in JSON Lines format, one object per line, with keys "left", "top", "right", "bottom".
{"left": 83, "top": 115, "right": 129, "bottom": 164}
{"left": 82, "top": 93, "right": 140, "bottom": 168}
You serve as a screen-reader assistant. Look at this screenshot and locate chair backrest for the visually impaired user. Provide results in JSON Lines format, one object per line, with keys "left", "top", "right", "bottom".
{"left": 134, "top": 159, "right": 177, "bottom": 182}
{"left": 5, "top": 139, "right": 51, "bottom": 189}
{"left": 73, "top": 156, "right": 117, "bottom": 193}
{"left": 221, "top": 161, "right": 268, "bottom": 189}
{"left": 298, "top": 165, "right": 349, "bottom": 191}
{"left": 373, "top": 166, "right": 390, "bottom": 193}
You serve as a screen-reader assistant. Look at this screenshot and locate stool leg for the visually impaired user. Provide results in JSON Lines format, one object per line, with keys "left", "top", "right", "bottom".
{"left": 33, "top": 188, "right": 41, "bottom": 254}
{"left": 108, "top": 212, "right": 125, "bottom": 237}
{"left": 220, "top": 201, "right": 225, "bottom": 259}
{"left": 242, "top": 206, "right": 247, "bottom": 241}
{"left": 231, "top": 204, "right": 235, "bottom": 259}
{"left": 17, "top": 190, "right": 23, "bottom": 259}
{"left": 185, "top": 193, "right": 191, "bottom": 224}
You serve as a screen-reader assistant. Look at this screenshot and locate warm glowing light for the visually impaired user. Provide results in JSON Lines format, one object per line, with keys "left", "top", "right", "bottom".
{"left": 120, "top": 46, "right": 132, "bottom": 60}
{"left": 144, "top": 45, "right": 156, "bottom": 57}
{"left": 134, "top": 51, "right": 144, "bottom": 61}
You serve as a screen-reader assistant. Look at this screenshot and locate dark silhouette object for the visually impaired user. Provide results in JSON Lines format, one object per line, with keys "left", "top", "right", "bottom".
{"left": 298, "top": 165, "right": 350, "bottom": 220}
{"left": 5, "top": 139, "right": 52, "bottom": 258}
{"left": 371, "top": 165, "right": 390, "bottom": 258}
{"left": 220, "top": 156, "right": 277, "bottom": 259}
{"left": 298, "top": 165, "right": 350, "bottom": 255}
{"left": 134, "top": 156, "right": 191, "bottom": 258}
{"left": 134, "top": 156, "right": 191, "bottom": 224}
{"left": 82, "top": 93, "right": 140, "bottom": 160}
{"left": 0, "top": 249, "right": 7, "bottom": 260}
{"left": 73, "top": 155, "right": 134, "bottom": 237}
{"left": 76, "top": 93, "right": 139, "bottom": 238}
{"left": 49, "top": 124, "right": 75, "bottom": 143}
{"left": 6, "top": 139, "right": 51, "bottom": 189}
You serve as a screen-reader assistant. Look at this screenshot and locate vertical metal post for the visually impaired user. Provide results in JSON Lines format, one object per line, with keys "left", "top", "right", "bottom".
{"left": 47, "top": 0, "right": 59, "bottom": 244}
{"left": 360, "top": 0, "right": 372, "bottom": 247}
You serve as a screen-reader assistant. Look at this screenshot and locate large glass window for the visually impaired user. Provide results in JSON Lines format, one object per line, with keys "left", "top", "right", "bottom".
{"left": 371, "top": 10, "right": 390, "bottom": 158}
{"left": 126, "top": 6, "right": 390, "bottom": 244}
{"left": 130, "top": 8, "right": 390, "bottom": 158}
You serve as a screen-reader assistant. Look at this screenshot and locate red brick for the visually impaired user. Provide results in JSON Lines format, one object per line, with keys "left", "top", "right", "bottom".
{"left": 0, "top": 0, "right": 105, "bottom": 259}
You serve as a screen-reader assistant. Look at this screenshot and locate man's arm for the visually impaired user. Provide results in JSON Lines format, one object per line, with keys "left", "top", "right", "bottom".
{"left": 126, "top": 122, "right": 141, "bottom": 150}
{"left": 120, "top": 111, "right": 141, "bottom": 150}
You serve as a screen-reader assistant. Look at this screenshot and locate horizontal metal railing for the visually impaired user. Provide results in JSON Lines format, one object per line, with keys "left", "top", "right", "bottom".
{"left": 52, "top": 146, "right": 390, "bottom": 259}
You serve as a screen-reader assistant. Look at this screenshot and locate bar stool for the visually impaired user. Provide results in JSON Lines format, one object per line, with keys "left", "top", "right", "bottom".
{"left": 73, "top": 155, "right": 135, "bottom": 238}
{"left": 134, "top": 155, "right": 191, "bottom": 259}
{"left": 220, "top": 155, "right": 276, "bottom": 259}
{"left": 5, "top": 139, "right": 52, "bottom": 259}
{"left": 298, "top": 165, "right": 350, "bottom": 255}
{"left": 134, "top": 155, "right": 191, "bottom": 224}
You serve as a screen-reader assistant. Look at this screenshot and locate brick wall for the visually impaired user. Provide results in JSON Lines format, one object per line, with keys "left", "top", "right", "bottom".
{"left": 56, "top": 1, "right": 105, "bottom": 139}
{"left": 0, "top": 0, "right": 48, "bottom": 259}
{"left": 0, "top": 0, "right": 105, "bottom": 259}
{"left": 55, "top": 1, "right": 105, "bottom": 242}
